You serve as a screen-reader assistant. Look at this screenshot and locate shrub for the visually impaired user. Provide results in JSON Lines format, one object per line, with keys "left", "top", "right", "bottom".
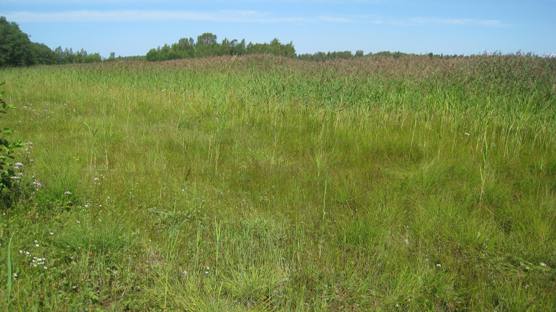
{"left": 0, "top": 82, "right": 22, "bottom": 208}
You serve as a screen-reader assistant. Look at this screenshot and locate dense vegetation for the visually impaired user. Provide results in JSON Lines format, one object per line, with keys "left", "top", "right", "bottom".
{"left": 0, "top": 83, "right": 23, "bottom": 209}
{"left": 0, "top": 17, "right": 101, "bottom": 67}
{"left": 0, "top": 54, "right": 555, "bottom": 310}
{"left": 146, "top": 32, "right": 296, "bottom": 61}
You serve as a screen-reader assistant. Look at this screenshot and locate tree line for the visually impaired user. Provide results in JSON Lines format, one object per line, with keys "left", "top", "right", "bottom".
{"left": 2, "top": 16, "right": 440, "bottom": 67}
{"left": 145, "top": 33, "right": 296, "bottom": 61}
{"left": 0, "top": 17, "right": 101, "bottom": 67}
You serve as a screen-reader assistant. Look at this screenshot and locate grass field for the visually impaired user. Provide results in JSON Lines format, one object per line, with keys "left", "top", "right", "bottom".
{"left": 1, "top": 55, "right": 555, "bottom": 311}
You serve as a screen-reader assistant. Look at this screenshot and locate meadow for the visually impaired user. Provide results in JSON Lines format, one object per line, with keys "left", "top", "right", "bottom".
{"left": 0, "top": 55, "right": 555, "bottom": 311}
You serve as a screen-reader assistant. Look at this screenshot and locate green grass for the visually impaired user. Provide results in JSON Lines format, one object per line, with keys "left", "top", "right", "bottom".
{"left": 0, "top": 55, "right": 555, "bottom": 310}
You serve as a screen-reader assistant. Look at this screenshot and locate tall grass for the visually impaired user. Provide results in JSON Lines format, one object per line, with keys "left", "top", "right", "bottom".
{"left": 5, "top": 235, "right": 13, "bottom": 307}
{"left": 0, "top": 54, "right": 555, "bottom": 310}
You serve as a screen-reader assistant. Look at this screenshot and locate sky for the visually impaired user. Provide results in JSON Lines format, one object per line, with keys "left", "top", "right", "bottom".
{"left": 1, "top": 0, "right": 555, "bottom": 57}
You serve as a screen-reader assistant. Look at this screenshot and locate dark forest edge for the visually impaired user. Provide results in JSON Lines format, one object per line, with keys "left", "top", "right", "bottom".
{"left": 1, "top": 16, "right": 553, "bottom": 68}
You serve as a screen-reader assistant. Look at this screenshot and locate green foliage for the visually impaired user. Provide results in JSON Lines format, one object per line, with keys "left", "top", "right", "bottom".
{"left": 0, "top": 17, "right": 35, "bottom": 66}
{"left": 146, "top": 33, "right": 295, "bottom": 61}
{"left": 0, "top": 16, "right": 102, "bottom": 67}
{"left": 51, "top": 47, "right": 102, "bottom": 64}
{"left": 0, "top": 83, "right": 22, "bottom": 208}
{"left": 5, "top": 235, "right": 13, "bottom": 307}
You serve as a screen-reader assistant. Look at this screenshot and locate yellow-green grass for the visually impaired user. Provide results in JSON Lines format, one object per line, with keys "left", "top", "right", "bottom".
{"left": 1, "top": 55, "right": 555, "bottom": 310}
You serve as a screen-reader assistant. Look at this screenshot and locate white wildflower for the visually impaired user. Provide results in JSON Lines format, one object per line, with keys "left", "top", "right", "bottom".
{"left": 33, "top": 180, "right": 43, "bottom": 189}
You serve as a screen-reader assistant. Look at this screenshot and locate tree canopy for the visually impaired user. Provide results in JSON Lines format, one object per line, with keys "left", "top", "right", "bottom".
{"left": 0, "top": 16, "right": 101, "bottom": 67}
{"left": 146, "top": 33, "right": 296, "bottom": 61}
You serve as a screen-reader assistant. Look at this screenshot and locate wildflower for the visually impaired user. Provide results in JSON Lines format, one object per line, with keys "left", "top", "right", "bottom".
{"left": 31, "top": 256, "right": 46, "bottom": 268}
{"left": 64, "top": 191, "right": 72, "bottom": 196}
{"left": 464, "top": 132, "right": 471, "bottom": 136}
{"left": 435, "top": 263, "right": 442, "bottom": 268}
{"left": 540, "top": 262, "right": 547, "bottom": 267}
{"left": 14, "top": 162, "right": 24, "bottom": 169}
{"left": 33, "top": 179, "right": 43, "bottom": 189}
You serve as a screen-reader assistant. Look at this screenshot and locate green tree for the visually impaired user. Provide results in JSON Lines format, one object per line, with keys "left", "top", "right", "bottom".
{"left": 31, "top": 43, "right": 55, "bottom": 64}
{"left": 0, "top": 16, "right": 35, "bottom": 66}
{"left": 196, "top": 33, "right": 218, "bottom": 57}
{"left": 1, "top": 16, "right": 102, "bottom": 66}
{"left": 197, "top": 33, "right": 217, "bottom": 46}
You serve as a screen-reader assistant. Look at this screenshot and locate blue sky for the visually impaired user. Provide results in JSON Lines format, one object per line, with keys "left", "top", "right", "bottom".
{"left": 1, "top": 0, "right": 555, "bottom": 57}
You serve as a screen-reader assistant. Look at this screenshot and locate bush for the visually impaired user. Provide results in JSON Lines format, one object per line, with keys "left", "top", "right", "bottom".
{"left": 0, "top": 83, "right": 22, "bottom": 208}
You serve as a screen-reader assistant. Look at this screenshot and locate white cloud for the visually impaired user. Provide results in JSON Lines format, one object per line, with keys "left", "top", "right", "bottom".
{"left": 1, "top": 10, "right": 505, "bottom": 28}
{"left": 408, "top": 17, "right": 504, "bottom": 27}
